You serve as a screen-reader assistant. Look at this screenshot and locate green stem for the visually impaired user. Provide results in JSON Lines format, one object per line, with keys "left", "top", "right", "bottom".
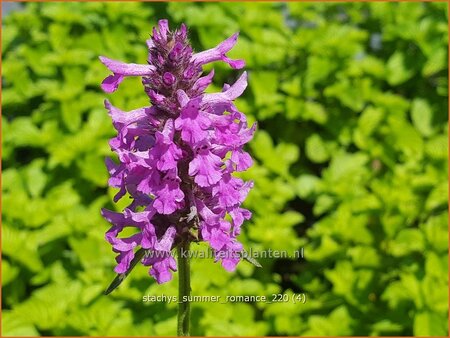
{"left": 177, "top": 241, "right": 190, "bottom": 336}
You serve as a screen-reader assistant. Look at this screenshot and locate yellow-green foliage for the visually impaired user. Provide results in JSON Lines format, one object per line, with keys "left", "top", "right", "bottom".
{"left": 2, "top": 2, "right": 448, "bottom": 336}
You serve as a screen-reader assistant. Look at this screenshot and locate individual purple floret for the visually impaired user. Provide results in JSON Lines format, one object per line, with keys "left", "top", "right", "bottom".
{"left": 100, "top": 20, "right": 255, "bottom": 284}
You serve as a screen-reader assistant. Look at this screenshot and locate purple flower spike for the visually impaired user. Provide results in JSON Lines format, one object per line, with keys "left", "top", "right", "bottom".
{"left": 100, "top": 20, "right": 255, "bottom": 284}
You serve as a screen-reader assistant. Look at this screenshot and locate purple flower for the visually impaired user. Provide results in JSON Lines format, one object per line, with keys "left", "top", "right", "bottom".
{"left": 174, "top": 96, "right": 211, "bottom": 144}
{"left": 100, "top": 20, "right": 255, "bottom": 284}
{"left": 153, "top": 170, "right": 185, "bottom": 215}
{"left": 151, "top": 119, "right": 182, "bottom": 171}
{"left": 189, "top": 148, "right": 223, "bottom": 187}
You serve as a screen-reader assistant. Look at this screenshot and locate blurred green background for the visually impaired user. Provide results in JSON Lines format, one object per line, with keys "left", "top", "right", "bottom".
{"left": 2, "top": 2, "right": 448, "bottom": 336}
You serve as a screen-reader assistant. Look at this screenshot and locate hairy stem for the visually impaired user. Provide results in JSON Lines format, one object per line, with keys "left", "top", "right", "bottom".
{"left": 177, "top": 241, "right": 190, "bottom": 336}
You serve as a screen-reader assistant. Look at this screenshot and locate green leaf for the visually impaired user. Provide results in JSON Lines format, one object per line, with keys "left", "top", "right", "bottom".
{"left": 24, "top": 159, "right": 47, "bottom": 198}
{"left": 12, "top": 282, "right": 83, "bottom": 330}
{"left": 425, "top": 182, "right": 448, "bottom": 212}
{"left": 250, "top": 71, "right": 280, "bottom": 109}
{"left": 305, "top": 305, "right": 353, "bottom": 336}
{"left": 422, "top": 48, "right": 447, "bottom": 76}
{"left": 308, "top": 235, "right": 341, "bottom": 261}
{"left": 411, "top": 98, "right": 434, "bottom": 137}
{"left": 2, "top": 311, "right": 39, "bottom": 336}
{"left": 326, "top": 151, "right": 368, "bottom": 182}
{"left": 78, "top": 153, "right": 108, "bottom": 186}
{"left": 5, "top": 117, "right": 44, "bottom": 148}
{"left": 305, "top": 134, "right": 329, "bottom": 163}
{"left": 387, "top": 51, "right": 415, "bottom": 85}
{"left": 304, "top": 101, "right": 328, "bottom": 124}
{"left": 400, "top": 273, "right": 423, "bottom": 309}
{"left": 275, "top": 143, "right": 299, "bottom": 166}
{"left": 295, "top": 174, "right": 320, "bottom": 199}
{"left": 313, "top": 194, "right": 335, "bottom": 215}
{"left": 422, "top": 213, "right": 448, "bottom": 253}
{"left": 2, "top": 224, "right": 44, "bottom": 272}
{"left": 387, "top": 115, "right": 424, "bottom": 159}
{"left": 371, "top": 320, "right": 403, "bottom": 335}
{"left": 348, "top": 246, "right": 380, "bottom": 268}
{"left": 414, "top": 311, "right": 448, "bottom": 336}
{"left": 421, "top": 274, "right": 449, "bottom": 314}
{"left": 2, "top": 260, "right": 19, "bottom": 286}
{"left": 104, "top": 248, "right": 147, "bottom": 295}
{"left": 390, "top": 229, "right": 424, "bottom": 257}
{"left": 250, "top": 131, "right": 298, "bottom": 176}
{"left": 425, "top": 135, "right": 448, "bottom": 160}
{"left": 358, "top": 106, "right": 385, "bottom": 136}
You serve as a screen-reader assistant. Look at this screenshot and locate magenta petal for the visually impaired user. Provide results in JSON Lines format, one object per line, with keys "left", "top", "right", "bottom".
{"left": 231, "top": 149, "right": 253, "bottom": 171}
{"left": 153, "top": 175, "right": 185, "bottom": 214}
{"left": 163, "top": 72, "right": 176, "bottom": 86}
{"left": 113, "top": 183, "right": 127, "bottom": 203}
{"left": 148, "top": 89, "right": 166, "bottom": 104}
{"left": 192, "top": 69, "right": 215, "bottom": 93}
{"left": 114, "top": 250, "right": 134, "bottom": 274}
{"left": 158, "top": 19, "right": 169, "bottom": 40}
{"left": 155, "top": 226, "right": 176, "bottom": 252}
{"left": 104, "top": 100, "right": 152, "bottom": 128}
{"left": 191, "top": 32, "right": 244, "bottom": 69}
{"left": 112, "top": 233, "right": 142, "bottom": 252}
{"left": 153, "top": 266, "right": 172, "bottom": 283}
{"left": 160, "top": 118, "right": 175, "bottom": 142}
{"left": 101, "top": 74, "right": 124, "bottom": 93}
{"left": 189, "top": 150, "right": 222, "bottom": 187}
{"left": 178, "top": 23, "right": 187, "bottom": 40}
{"left": 124, "top": 209, "right": 154, "bottom": 223}
{"left": 152, "top": 119, "right": 183, "bottom": 171}
{"left": 223, "top": 56, "right": 245, "bottom": 69}
{"left": 175, "top": 97, "right": 211, "bottom": 144}
{"left": 196, "top": 199, "right": 220, "bottom": 225}
{"left": 156, "top": 144, "right": 182, "bottom": 171}
{"left": 212, "top": 174, "right": 243, "bottom": 208}
{"left": 217, "top": 32, "right": 239, "bottom": 52}
{"left": 221, "top": 255, "right": 240, "bottom": 272}
{"left": 150, "top": 256, "right": 177, "bottom": 284}
{"left": 176, "top": 89, "right": 190, "bottom": 108}
{"left": 209, "top": 228, "right": 229, "bottom": 250}
{"left": 202, "top": 72, "right": 247, "bottom": 106}
{"left": 141, "top": 227, "right": 157, "bottom": 249}
{"left": 102, "top": 208, "right": 126, "bottom": 226}
{"left": 229, "top": 207, "right": 251, "bottom": 228}
{"left": 146, "top": 38, "right": 154, "bottom": 49}
{"left": 99, "top": 56, "right": 155, "bottom": 76}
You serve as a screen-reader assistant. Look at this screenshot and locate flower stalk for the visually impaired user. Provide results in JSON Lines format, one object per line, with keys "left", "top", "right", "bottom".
{"left": 177, "top": 241, "right": 190, "bottom": 336}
